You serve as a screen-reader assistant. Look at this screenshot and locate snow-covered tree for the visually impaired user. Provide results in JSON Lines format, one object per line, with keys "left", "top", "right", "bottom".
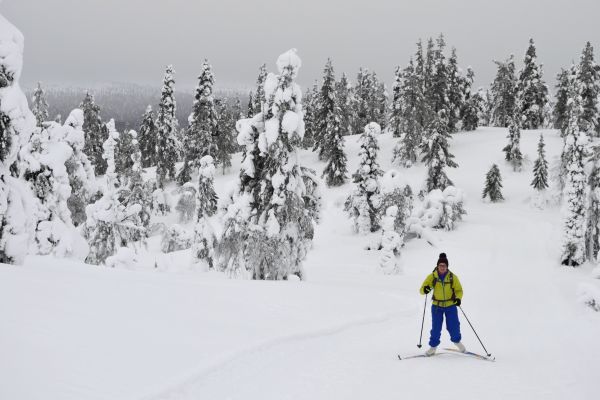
{"left": 482, "top": 164, "right": 504, "bottom": 202}
{"left": 531, "top": 133, "right": 549, "bottom": 191}
{"left": 122, "top": 129, "right": 150, "bottom": 238}
{"left": 345, "top": 122, "right": 383, "bottom": 234}
{"left": 252, "top": 63, "right": 268, "bottom": 115}
{"left": 247, "top": 91, "right": 255, "bottom": 117}
{"left": 446, "top": 47, "right": 463, "bottom": 132}
{"left": 351, "top": 68, "right": 374, "bottom": 135}
{"left": 0, "top": 14, "right": 37, "bottom": 264}
{"left": 503, "top": 116, "right": 524, "bottom": 171}
{"left": 490, "top": 55, "right": 517, "bottom": 127}
{"left": 430, "top": 35, "right": 449, "bottom": 117}
{"left": 577, "top": 42, "right": 600, "bottom": 136}
{"left": 214, "top": 98, "right": 236, "bottom": 173}
{"left": 317, "top": 59, "right": 348, "bottom": 186}
{"left": 561, "top": 73, "right": 589, "bottom": 266}
{"left": 178, "top": 61, "right": 218, "bottom": 184}
{"left": 517, "top": 39, "right": 549, "bottom": 129}
{"left": 553, "top": 68, "right": 571, "bottom": 135}
{"left": 336, "top": 73, "right": 352, "bottom": 136}
{"left": 63, "top": 109, "right": 97, "bottom": 227}
{"left": 31, "top": 82, "right": 49, "bottom": 127}
{"left": 420, "top": 111, "right": 458, "bottom": 191}
{"left": 155, "top": 65, "right": 180, "bottom": 187}
{"left": 80, "top": 91, "right": 108, "bottom": 175}
{"left": 302, "top": 82, "right": 318, "bottom": 149}
{"left": 379, "top": 206, "right": 403, "bottom": 274}
{"left": 586, "top": 144, "right": 600, "bottom": 261}
{"left": 191, "top": 155, "right": 218, "bottom": 269}
{"left": 84, "top": 120, "right": 144, "bottom": 265}
{"left": 161, "top": 225, "right": 193, "bottom": 253}
{"left": 138, "top": 105, "right": 156, "bottom": 168}
{"left": 460, "top": 67, "right": 479, "bottom": 131}
{"left": 115, "top": 128, "right": 134, "bottom": 185}
{"left": 391, "top": 59, "right": 427, "bottom": 167}
{"left": 219, "top": 49, "right": 320, "bottom": 280}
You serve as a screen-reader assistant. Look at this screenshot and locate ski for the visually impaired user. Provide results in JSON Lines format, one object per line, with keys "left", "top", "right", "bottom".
{"left": 442, "top": 348, "right": 496, "bottom": 362}
{"left": 397, "top": 351, "right": 446, "bottom": 360}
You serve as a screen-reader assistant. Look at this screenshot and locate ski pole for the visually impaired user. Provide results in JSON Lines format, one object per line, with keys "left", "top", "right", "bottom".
{"left": 458, "top": 305, "right": 492, "bottom": 356}
{"left": 417, "top": 293, "right": 428, "bottom": 348}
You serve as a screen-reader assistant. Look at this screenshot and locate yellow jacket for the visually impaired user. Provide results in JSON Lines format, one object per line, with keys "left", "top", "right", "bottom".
{"left": 420, "top": 270, "right": 463, "bottom": 307}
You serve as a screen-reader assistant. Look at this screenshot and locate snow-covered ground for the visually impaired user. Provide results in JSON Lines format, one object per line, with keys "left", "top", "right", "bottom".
{"left": 1, "top": 127, "right": 599, "bottom": 400}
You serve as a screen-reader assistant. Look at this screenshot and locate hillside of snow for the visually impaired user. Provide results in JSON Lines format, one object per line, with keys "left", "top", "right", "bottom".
{"left": 1, "top": 127, "right": 599, "bottom": 400}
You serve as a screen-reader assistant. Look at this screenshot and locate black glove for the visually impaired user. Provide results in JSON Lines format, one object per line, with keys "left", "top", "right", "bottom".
{"left": 455, "top": 298, "right": 461, "bottom": 307}
{"left": 423, "top": 286, "right": 431, "bottom": 294}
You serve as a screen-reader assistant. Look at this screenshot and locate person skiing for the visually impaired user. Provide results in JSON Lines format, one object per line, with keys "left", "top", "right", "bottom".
{"left": 419, "top": 252, "right": 465, "bottom": 356}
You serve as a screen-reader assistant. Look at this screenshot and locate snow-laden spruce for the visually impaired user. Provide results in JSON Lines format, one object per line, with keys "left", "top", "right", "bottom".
{"left": 31, "top": 82, "right": 49, "bottom": 127}
{"left": 138, "top": 105, "right": 157, "bottom": 168}
{"left": 80, "top": 91, "right": 108, "bottom": 175}
{"left": 531, "top": 133, "right": 549, "bottom": 191}
{"left": 503, "top": 116, "right": 524, "bottom": 171}
{"left": 517, "top": 39, "right": 549, "bottom": 129}
{"left": 318, "top": 59, "right": 348, "bottom": 186}
{"left": 490, "top": 55, "right": 517, "bottom": 127}
{"left": 84, "top": 120, "right": 143, "bottom": 265}
{"left": 218, "top": 49, "right": 320, "bottom": 280}
{"left": 560, "top": 72, "right": 589, "bottom": 267}
{"left": 178, "top": 60, "right": 218, "bottom": 185}
{"left": 191, "top": 155, "right": 218, "bottom": 269}
{"left": 379, "top": 206, "right": 403, "bottom": 274}
{"left": 64, "top": 109, "right": 97, "bottom": 227}
{"left": 0, "top": 13, "right": 36, "bottom": 264}
{"left": 408, "top": 186, "right": 465, "bottom": 232}
{"left": 345, "top": 122, "right": 383, "bottom": 234}
{"left": 577, "top": 42, "right": 599, "bottom": 136}
{"left": 482, "top": 164, "right": 504, "bottom": 202}
{"left": 420, "top": 110, "right": 458, "bottom": 191}
{"left": 155, "top": 65, "right": 180, "bottom": 188}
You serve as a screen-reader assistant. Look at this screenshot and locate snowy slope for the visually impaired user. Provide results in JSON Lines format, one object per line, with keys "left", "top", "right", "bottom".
{"left": 1, "top": 127, "right": 599, "bottom": 400}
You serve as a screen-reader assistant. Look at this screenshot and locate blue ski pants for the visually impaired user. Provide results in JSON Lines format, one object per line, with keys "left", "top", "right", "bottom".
{"left": 429, "top": 304, "right": 461, "bottom": 347}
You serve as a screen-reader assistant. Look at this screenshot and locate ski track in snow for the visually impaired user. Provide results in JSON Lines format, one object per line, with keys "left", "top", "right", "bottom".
{"left": 138, "top": 305, "right": 412, "bottom": 400}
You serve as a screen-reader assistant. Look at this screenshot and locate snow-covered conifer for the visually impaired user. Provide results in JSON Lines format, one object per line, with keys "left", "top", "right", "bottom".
{"left": 175, "top": 183, "right": 197, "bottom": 224}
{"left": 561, "top": 70, "right": 590, "bottom": 266}
{"left": 63, "top": 109, "right": 96, "bottom": 227}
{"left": 0, "top": 15, "right": 38, "bottom": 264}
{"left": 482, "top": 164, "right": 504, "bottom": 202}
{"left": 219, "top": 49, "right": 319, "bottom": 280}
{"left": 553, "top": 68, "right": 571, "bottom": 135}
{"left": 585, "top": 145, "right": 600, "bottom": 261}
{"left": 303, "top": 81, "right": 318, "bottom": 149}
{"left": 191, "top": 155, "right": 218, "bottom": 268}
{"left": 336, "top": 73, "right": 352, "bottom": 136}
{"left": 460, "top": 67, "right": 479, "bottom": 131}
{"left": 31, "top": 82, "right": 49, "bottom": 127}
{"left": 503, "top": 116, "right": 524, "bottom": 171}
{"left": 531, "top": 133, "right": 549, "bottom": 191}
{"left": 446, "top": 47, "right": 463, "bottom": 132}
{"left": 517, "top": 39, "right": 549, "bottom": 129}
{"left": 420, "top": 111, "right": 458, "bottom": 191}
{"left": 138, "top": 105, "right": 156, "bottom": 168}
{"left": 252, "top": 63, "right": 268, "bottom": 115}
{"left": 80, "top": 91, "right": 108, "bottom": 175}
{"left": 84, "top": 120, "right": 143, "bottom": 265}
{"left": 379, "top": 206, "right": 403, "bottom": 274}
{"left": 115, "top": 128, "right": 134, "bottom": 185}
{"left": 490, "top": 55, "right": 517, "bottom": 127}
{"left": 577, "top": 42, "right": 600, "bottom": 136}
{"left": 314, "top": 59, "right": 337, "bottom": 160}
{"left": 345, "top": 122, "right": 383, "bottom": 234}
{"left": 155, "top": 65, "right": 180, "bottom": 187}
{"left": 247, "top": 91, "right": 255, "bottom": 117}
{"left": 178, "top": 60, "right": 218, "bottom": 184}
{"left": 214, "top": 98, "right": 236, "bottom": 173}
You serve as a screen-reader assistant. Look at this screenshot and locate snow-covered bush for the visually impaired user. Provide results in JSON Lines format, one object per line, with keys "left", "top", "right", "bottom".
{"left": 379, "top": 169, "right": 413, "bottom": 235}
{"left": 379, "top": 206, "right": 403, "bottom": 275}
{"left": 161, "top": 224, "right": 193, "bottom": 253}
{"left": 409, "top": 186, "right": 466, "bottom": 232}
{"left": 152, "top": 187, "right": 171, "bottom": 216}
{"left": 175, "top": 183, "right": 197, "bottom": 223}
{"left": 577, "top": 283, "right": 600, "bottom": 312}
{"left": 105, "top": 247, "right": 139, "bottom": 270}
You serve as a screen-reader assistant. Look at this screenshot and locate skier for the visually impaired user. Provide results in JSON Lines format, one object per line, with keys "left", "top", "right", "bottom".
{"left": 419, "top": 252, "right": 466, "bottom": 356}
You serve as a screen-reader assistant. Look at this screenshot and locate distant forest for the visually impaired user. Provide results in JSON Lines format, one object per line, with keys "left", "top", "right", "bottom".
{"left": 24, "top": 83, "right": 249, "bottom": 132}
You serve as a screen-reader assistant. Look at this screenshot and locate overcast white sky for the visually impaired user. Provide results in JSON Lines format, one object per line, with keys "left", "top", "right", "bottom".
{"left": 3, "top": 0, "right": 599, "bottom": 91}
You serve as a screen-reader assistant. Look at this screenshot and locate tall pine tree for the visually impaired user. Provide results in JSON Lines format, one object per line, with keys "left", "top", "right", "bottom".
{"left": 421, "top": 110, "right": 458, "bottom": 191}
{"left": 531, "top": 133, "right": 549, "bottom": 191}
{"left": 138, "top": 105, "right": 156, "bottom": 168}
{"left": 80, "top": 91, "right": 108, "bottom": 175}
{"left": 31, "top": 82, "right": 49, "bottom": 127}
{"left": 490, "top": 55, "right": 517, "bottom": 127}
{"left": 577, "top": 42, "right": 600, "bottom": 136}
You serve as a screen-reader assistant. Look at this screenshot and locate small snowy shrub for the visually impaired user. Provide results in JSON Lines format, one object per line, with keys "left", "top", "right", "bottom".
{"left": 161, "top": 224, "right": 193, "bottom": 253}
